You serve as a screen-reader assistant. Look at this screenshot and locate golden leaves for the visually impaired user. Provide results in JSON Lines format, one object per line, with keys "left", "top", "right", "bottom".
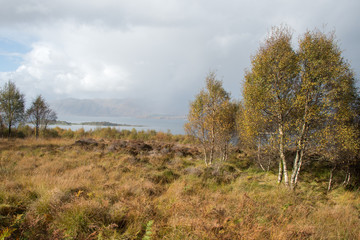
{"left": 241, "top": 25, "right": 359, "bottom": 167}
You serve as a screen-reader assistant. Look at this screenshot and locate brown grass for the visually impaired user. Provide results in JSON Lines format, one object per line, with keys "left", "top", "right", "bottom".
{"left": 1, "top": 138, "right": 360, "bottom": 239}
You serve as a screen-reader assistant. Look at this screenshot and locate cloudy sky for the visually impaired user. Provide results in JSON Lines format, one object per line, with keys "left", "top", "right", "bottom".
{"left": 0, "top": 0, "right": 359, "bottom": 115}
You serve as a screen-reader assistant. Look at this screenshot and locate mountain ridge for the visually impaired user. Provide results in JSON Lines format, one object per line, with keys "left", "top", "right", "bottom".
{"left": 50, "top": 98, "right": 149, "bottom": 117}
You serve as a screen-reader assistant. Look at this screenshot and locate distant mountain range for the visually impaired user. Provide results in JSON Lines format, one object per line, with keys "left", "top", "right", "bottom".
{"left": 50, "top": 98, "right": 149, "bottom": 117}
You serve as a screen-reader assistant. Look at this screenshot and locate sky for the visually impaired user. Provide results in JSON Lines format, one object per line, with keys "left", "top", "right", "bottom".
{"left": 0, "top": 0, "right": 359, "bottom": 115}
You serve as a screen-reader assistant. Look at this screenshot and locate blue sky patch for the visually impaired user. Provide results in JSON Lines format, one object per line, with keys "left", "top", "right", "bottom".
{"left": 0, "top": 38, "right": 30, "bottom": 71}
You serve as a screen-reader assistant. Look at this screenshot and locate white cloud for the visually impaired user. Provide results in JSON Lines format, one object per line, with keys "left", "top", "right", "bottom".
{"left": 6, "top": 40, "right": 131, "bottom": 100}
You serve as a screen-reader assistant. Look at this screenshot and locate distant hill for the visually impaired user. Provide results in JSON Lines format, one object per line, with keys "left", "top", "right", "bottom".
{"left": 50, "top": 98, "right": 148, "bottom": 117}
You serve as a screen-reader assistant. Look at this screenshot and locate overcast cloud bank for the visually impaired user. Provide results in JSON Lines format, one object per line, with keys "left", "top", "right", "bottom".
{"left": 0, "top": 0, "right": 359, "bottom": 115}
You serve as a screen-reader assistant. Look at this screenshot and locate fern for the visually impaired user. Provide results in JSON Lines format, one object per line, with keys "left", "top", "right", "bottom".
{"left": 0, "top": 228, "right": 14, "bottom": 240}
{"left": 142, "top": 220, "right": 154, "bottom": 240}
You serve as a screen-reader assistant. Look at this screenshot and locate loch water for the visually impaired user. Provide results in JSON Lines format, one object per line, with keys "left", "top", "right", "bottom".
{"left": 50, "top": 115, "right": 186, "bottom": 135}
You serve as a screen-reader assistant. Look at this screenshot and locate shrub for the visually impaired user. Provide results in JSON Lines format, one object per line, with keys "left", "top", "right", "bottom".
{"left": 17, "top": 125, "right": 34, "bottom": 138}
{"left": 61, "top": 129, "right": 75, "bottom": 139}
{"left": 41, "top": 128, "right": 60, "bottom": 138}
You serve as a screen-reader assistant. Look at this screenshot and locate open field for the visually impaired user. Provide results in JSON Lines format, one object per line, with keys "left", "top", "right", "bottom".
{"left": 1, "top": 138, "right": 360, "bottom": 239}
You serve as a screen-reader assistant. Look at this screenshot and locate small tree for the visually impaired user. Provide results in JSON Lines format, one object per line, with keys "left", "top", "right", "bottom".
{"left": 27, "top": 95, "right": 57, "bottom": 138}
{"left": 0, "top": 80, "right": 25, "bottom": 137}
{"left": 185, "top": 72, "right": 234, "bottom": 165}
{"left": 42, "top": 108, "right": 57, "bottom": 131}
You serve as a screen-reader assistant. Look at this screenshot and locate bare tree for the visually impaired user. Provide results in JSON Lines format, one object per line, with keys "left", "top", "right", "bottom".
{"left": 27, "top": 95, "right": 57, "bottom": 138}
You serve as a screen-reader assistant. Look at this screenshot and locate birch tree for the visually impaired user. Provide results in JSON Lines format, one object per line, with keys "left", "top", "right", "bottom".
{"left": 185, "top": 89, "right": 210, "bottom": 164}
{"left": 290, "top": 30, "right": 359, "bottom": 190}
{"left": 42, "top": 107, "right": 57, "bottom": 131}
{"left": 0, "top": 80, "right": 25, "bottom": 136}
{"left": 241, "top": 26, "right": 299, "bottom": 186}
{"left": 185, "top": 72, "right": 234, "bottom": 165}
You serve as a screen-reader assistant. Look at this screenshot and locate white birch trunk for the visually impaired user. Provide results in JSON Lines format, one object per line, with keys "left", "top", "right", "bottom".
{"left": 327, "top": 166, "right": 336, "bottom": 192}
{"left": 278, "top": 160, "right": 283, "bottom": 184}
{"left": 279, "top": 124, "right": 289, "bottom": 187}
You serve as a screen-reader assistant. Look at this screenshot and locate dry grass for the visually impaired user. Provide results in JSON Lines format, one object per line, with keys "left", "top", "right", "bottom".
{"left": 1, "top": 138, "right": 360, "bottom": 239}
